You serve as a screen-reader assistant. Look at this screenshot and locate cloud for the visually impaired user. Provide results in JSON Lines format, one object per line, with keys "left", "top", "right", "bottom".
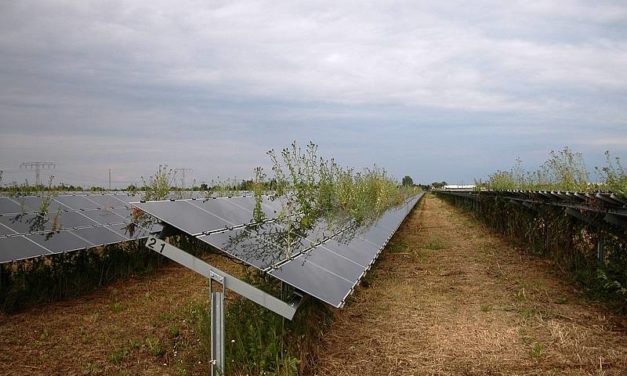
{"left": 0, "top": 0, "right": 625, "bottom": 185}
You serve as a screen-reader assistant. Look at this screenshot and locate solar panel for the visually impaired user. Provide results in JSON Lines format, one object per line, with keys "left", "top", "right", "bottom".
{"left": 134, "top": 192, "right": 424, "bottom": 307}
{"left": 0, "top": 193, "right": 162, "bottom": 264}
{"left": 0, "top": 236, "right": 52, "bottom": 263}
{"left": 188, "top": 199, "right": 262, "bottom": 226}
{"left": 54, "top": 195, "right": 100, "bottom": 210}
{"left": 54, "top": 211, "right": 100, "bottom": 229}
{"left": 26, "top": 231, "right": 90, "bottom": 254}
{"left": 72, "top": 226, "right": 128, "bottom": 245}
{"left": 0, "top": 223, "right": 16, "bottom": 236}
{"left": 14, "top": 196, "right": 66, "bottom": 213}
{"left": 198, "top": 223, "right": 290, "bottom": 270}
{"left": 269, "top": 256, "right": 354, "bottom": 307}
{"left": 0, "top": 197, "right": 22, "bottom": 215}
{"left": 293, "top": 245, "right": 364, "bottom": 282}
{"left": 82, "top": 194, "right": 129, "bottom": 208}
{"left": 80, "top": 209, "right": 127, "bottom": 225}
{"left": 135, "top": 201, "right": 232, "bottom": 236}
{"left": 0, "top": 213, "right": 42, "bottom": 234}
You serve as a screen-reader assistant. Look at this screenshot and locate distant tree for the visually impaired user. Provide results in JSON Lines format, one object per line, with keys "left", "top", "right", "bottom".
{"left": 402, "top": 175, "right": 414, "bottom": 186}
{"left": 431, "top": 181, "right": 447, "bottom": 189}
{"left": 199, "top": 183, "right": 209, "bottom": 191}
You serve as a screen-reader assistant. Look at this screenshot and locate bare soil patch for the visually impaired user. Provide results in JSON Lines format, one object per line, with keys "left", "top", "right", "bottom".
{"left": 314, "top": 194, "right": 626, "bottom": 375}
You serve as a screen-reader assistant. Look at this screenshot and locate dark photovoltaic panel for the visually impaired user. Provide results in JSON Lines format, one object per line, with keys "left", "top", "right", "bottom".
{"left": 0, "top": 192, "right": 159, "bottom": 264}
{"left": 0, "top": 224, "right": 16, "bottom": 237}
{"left": 26, "top": 231, "right": 91, "bottom": 254}
{"left": 266, "top": 194, "right": 423, "bottom": 307}
{"left": 0, "top": 197, "right": 22, "bottom": 215}
{"left": 134, "top": 193, "right": 424, "bottom": 307}
{"left": 0, "top": 235, "right": 52, "bottom": 262}
{"left": 72, "top": 226, "right": 128, "bottom": 246}
{"left": 133, "top": 200, "right": 230, "bottom": 236}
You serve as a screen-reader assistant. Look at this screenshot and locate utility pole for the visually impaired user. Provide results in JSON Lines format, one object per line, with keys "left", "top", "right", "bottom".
{"left": 108, "top": 169, "right": 112, "bottom": 190}
{"left": 174, "top": 168, "right": 192, "bottom": 189}
{"left": 20, "top": 162, "right": 55, "bottom": 186}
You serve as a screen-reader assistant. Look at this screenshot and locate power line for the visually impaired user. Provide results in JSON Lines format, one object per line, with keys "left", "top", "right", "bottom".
{"left": 174, "top": 168, "right": 193, "bottom": 188}
{"left": 20, "top": 161, "right": 55, "bottom": 186}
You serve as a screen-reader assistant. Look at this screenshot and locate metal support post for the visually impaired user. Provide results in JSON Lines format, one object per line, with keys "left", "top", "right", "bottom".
{"left": 144, "top": 236, "right": 303, "bottom": 376}
{"left": 210, "top": 271, "right": 225, "bottom": 376}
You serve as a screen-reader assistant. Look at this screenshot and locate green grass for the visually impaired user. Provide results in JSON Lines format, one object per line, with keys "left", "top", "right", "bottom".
{"left": 110, "top": 302, "right": 124, "bottom": 313}
{"left": 169, "top": 325, "right": 180, "bottom": 338}
{"left": 145, "top": 337, "right": 165, "bottom": 357}
{"left": 529, "top": 342, "right": 545, "bottom": 359}
{"left": 108, "top": 348, "right": 128, "bottom": 364}
{"left": 423, "top": 238, "right": 447, "bottom": 250}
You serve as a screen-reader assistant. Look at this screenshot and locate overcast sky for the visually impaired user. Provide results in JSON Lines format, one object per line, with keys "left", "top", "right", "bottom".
{"left": 0, "top": 1, "right": 626, "bottom": 188}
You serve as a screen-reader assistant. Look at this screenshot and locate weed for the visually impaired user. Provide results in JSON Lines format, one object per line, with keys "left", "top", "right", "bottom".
{"left": 40, "top": 328, "right": 50, "bottom": 340}
{"left": 530, "top": 342, "right": 545, "bottom": 359}
{"left": 520, "top": 307, "right": 535, "bottom": 320}
{"left": 389, "top": 239, "right": 409, "bottom": 253}
{"left": 110, "top": 302, "right": 124, "bottom": 313}
{"left": 108, "top": 348, "right": 128, "bottom": 364}
{"left": 159, "top": 311, "right": 176, "bottom": 321}
{"left": 145, "top": 337, "right": 165, "bottom": 357}
{"left": 423, "top": 238, "right": 447, "bottom": 250}
{"left": 480, "top": 304, "right": 493, "bottom": 312}
{"left": 175, "top": 364, "right": 188, "bottom": 376}
{"left": 129, "top": 339, "right": 141, "bottom": 349}
{"left": 169, "top": 325, "right": 180, "bottom": 338}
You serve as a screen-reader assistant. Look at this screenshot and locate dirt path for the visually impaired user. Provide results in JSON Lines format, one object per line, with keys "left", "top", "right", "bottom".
{"left": 314, "top": 194, "right": 626, "bottom": 375}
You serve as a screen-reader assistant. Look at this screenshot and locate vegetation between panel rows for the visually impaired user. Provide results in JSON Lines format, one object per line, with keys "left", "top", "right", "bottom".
{"left": 477, "top": 147, "right": 626, "bottom": 196}
{"left": 438, "top": 193, "right": 626, "bottom": 311}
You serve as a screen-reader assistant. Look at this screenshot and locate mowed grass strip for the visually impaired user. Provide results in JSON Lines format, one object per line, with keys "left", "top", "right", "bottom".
{"left": 314, "top": 194, "right": 627, "bottom": 376}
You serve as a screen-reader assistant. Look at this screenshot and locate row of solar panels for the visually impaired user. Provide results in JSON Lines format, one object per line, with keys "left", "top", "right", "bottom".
{"left": 0, "top": 191, "right": 258, "bottom": 216}
{"left": 0, "top": 190, "right": 423, "bottom": 309}
{"left": 0, "top": 193, "right": 264, "bottom": 263}
{"left": 135, "top": 193, "right": 424, "bottom": 308}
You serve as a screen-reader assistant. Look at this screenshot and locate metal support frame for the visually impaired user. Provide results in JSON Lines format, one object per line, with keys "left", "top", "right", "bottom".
{"left": 209, "top": 272, "right": 225, "bottom": 376}
{"left": 145, "top": 236, "right": 301, "bottom": 375}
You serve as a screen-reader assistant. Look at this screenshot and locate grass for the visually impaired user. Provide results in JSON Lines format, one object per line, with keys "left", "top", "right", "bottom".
{"left": 145, "top": 337, "right": 165, "bottom": 357}
{"left": 108, "top": 348, "right": 128, "bottom": 364}
{"left": 530, "top": 342, "right": 545, "bottom": 359}
{"left": 40, "top": 328, "right": 50, "bottom": 340}
{"left": 169, "top": 325, "right": 180, "bottom": 338}
{"left": 110, "top": 302, "right": 124, "bottom": 313}
{"left": 480, "top": 304, "right": 493, "bottom": 312}
{"left": 423, "top": 238, "right": 448, "bottom": 250}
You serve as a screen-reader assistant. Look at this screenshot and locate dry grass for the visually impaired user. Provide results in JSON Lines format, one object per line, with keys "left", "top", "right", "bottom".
{"left": 314, "top": 194, "right": 627, "bottom": 375}
{"left": 0, "top": 252, "right": 247, "bottom": 375}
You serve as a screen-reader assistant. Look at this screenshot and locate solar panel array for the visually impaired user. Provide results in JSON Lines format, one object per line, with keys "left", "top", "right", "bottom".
{"left": 0, "top": 193, "right": 156, "bottom": 263}
{"left": 134, "top": 193, "right": 424, "bottom": 307}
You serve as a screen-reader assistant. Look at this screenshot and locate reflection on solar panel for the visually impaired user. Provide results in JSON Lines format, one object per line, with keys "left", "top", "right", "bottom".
{"left": 134, "top": 193, "right": 424, "bottom": 307}
{"left": 0, "top": 193, "right": 157, "bottom": 263}
{"left": 0, "top": 191, "right": 261, "bottom": 264}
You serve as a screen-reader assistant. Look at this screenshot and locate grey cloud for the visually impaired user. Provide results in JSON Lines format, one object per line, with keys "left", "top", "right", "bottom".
{"left": 0, "top": 0, "right": 626, "bottom": 186}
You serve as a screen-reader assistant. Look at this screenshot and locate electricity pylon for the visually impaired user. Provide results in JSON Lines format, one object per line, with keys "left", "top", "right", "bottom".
{"left": 174, "top": 168, "right": 193, "bottom": 189}
{"left": 20, "top": 162, "right": 55, "bottom": 186}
